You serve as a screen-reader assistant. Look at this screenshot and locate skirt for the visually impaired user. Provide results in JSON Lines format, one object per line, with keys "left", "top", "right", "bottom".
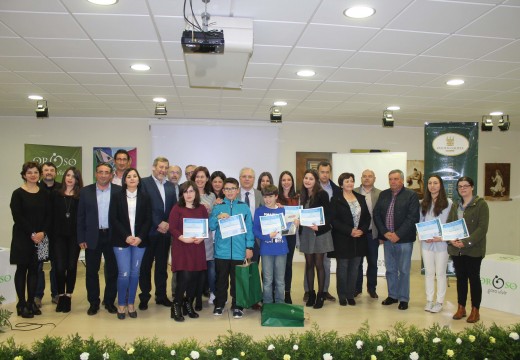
{"left": 299, "top": 227, "right": 334, "bottom": 254}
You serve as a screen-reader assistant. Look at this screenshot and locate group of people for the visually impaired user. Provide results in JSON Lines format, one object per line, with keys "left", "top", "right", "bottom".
{"left": 10, "top": 154, "right": 489, "bottom": 324}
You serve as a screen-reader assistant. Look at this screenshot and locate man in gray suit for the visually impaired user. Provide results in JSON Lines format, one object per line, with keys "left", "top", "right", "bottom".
{"left": 239, "top": 167, "right": 264, "bottom": 263}
{"left": 354, "top": 169, "right": 382, "bottom": 299}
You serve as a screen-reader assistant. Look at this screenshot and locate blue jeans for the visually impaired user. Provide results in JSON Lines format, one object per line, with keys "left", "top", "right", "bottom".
{"left": 384, "top": 241, "right": 413, "bottom": 302}
{"left": 356, "top": 233, "right": 380, "bottom": 293}
{"left": 207, "top": 260, "right": 216, "bottom": 293}
{"left": 261, "top": 255, "right": 286, "bottom": 304}
{"left": 36, "top": 261, "right": 57, "bottom": 299}
{"left": 113, "top": 246, "right": 146, "bottom": 306}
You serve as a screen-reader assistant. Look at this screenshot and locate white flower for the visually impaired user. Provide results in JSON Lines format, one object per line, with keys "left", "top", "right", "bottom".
{"left": 216, "top": 348, "right": 223, "bottom": 356}
{"left": 127, "top": 348, "right": 134, "bottom": 355}
{"left": 80, "top": 352, "right": 90, "bottom": 360}
{"left": 446, "top": 349, "right": 454, "bottom": 358}
{"left": 356, "top": 340, "right": 364, "bottom": 349}
{"left": 240, "top": 352, "right": 245, "bottom": 357}
{"left": 103, "top": 352, "right": 110, "bottom": 360}
{"left": 323, "top": 353, "right": 333, "bottom": 360}
{"left": 377, "top": 345, "right": 383, "bottom": 352}
{"left": 232, "top": 358, "right": 239, "bottom": 360}
{"left": 432, "top": 337, "right": 441, "bottom": 344}
{"left": 409, "top": 351, "right": 419, "bottom": 360}
{"left": 283, "top": 355, "right": 291, "bottom": 360}
{"left": 489, "top": 336, "right": 496, "bottom": 344}
{"left": 510, "top": 332, "right": 520, "bottom": 340}
{"left": 371, "top": 355, "right": 377, "bottom": 360}
{"left": 456, "top": 338, "right": 462, "bottom": 345}
{"left": 468, "top": 335, "right": 476, "bottom": 343}
{"left": 293, "top": 344, "right": 299, "bottom": 351}
{"left": 171, "top": 350, "right": 176, "bottom": 356}
{"left": 190, "top": 350, "right": 200, "bottom": 359}
{"left": 397, "top": 338, "right": 405, "bottom": 344}
{"left": 14, "top": 357, "right": 24, "bottom": 360}
{"left": 267, "top": 344, "right": 275, "bottom": 351}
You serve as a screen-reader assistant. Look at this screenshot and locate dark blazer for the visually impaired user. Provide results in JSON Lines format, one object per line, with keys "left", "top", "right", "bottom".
{"left": 373, "top": 186, "right": 420, "bottom": 243}
{"left": 140, "top": 176, "right": 177, "bottom": 238}
{"left": 329, "top": 180, "right": 342, "bottom": 199}
{"left": 328, "top": 192, "right": 371, "bottom": 259}
{"left": 77, "top": 183, "right": 122, "bottom": 250}
{"left": 299, "top": 189, "right": 332, "bottom": 236}
{"left": 109, "top": 189, "right": 152, "bottom": 248}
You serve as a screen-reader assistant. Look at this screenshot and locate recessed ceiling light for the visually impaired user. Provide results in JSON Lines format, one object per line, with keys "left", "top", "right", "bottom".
{"left": 88, "top": 0, "right": 118, "bottom": 5}
{"left": 131, "top": 64, "right": 150, "bottom": 71}
{"left": 153, "top": 97, "right": 167, "bottom": 103}
{"left": 387, "top": 106, "right": 400, "bottom": 111}
{"left": 344, "top": 6, "right": 375, "bottom": 19}
{"left": 296, "top": 70, "right": 315, "bottom": 77}
{"left": 28, "top": 95, "right": 43, "bottom": 100}
{"left": 446, "top": 79, "right": 464, "bottom": 86}
{"left": 490, "top": 111, "right": 503, "bottom": 116}
{"left": 274, "top": 101, "right": 287, "bottom": 106}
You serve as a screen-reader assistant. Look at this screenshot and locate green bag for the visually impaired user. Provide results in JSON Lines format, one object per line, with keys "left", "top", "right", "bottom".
{"left": 235, "top": 261, "right": 263, "bottom": 308}
{"left": 261, "top": 303, "right": 305, "bottom": 327}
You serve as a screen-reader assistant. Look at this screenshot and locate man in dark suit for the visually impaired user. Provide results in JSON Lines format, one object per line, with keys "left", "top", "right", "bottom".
{"left": 354, "top": 169, "right": 382, "bottom": 299}
{"left": 77, "top": 162, "right": 121, "bottom": 315}
{"left": 138, "top": 156, "right": 177, "bottom": 309}
{"left": 373, "top": 169, "right": 420, "bottom": 311}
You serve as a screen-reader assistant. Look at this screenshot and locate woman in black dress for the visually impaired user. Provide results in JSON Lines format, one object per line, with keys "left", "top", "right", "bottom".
{"left": 10, "top": 161, "right": 51, "bottom": 318}
{"left": 51, "top": 167, "right": 83, "bottom": 313}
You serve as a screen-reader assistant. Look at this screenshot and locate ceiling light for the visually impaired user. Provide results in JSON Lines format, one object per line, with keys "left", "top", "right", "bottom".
{"left": 28, "top": 95, "right": 43, "bottom": 100}
{"left": 155, "top": 103, "right": 167, "bottom": 116}
{"left": 270, "top": 106, "right": 282, "bottom": 123}
{"left": 497, "top": 115, "right": 510, "bottom": 131}
{"left": 131, "top": 64, "right": 150, "bottom": 71}
{"left": 387, "top": 106, "right": 400, "bottom": 111}
{"left": 153, "top": 97, "right": 167, "bottom": 103}
{"left": 35, "top": 100, "right": 48, "bottom": 118}
{"left": 344, "top": 6, "right": 375, "bottom": 19}
{"left": 296, "top": 70, "right": 315, "bottom": 77}
{"left": 274, "top": 101, "right": 287, "bottom": 106}
{"left": 382, "top": 110, "right": 394, "bottom": 128}
{"left": 88, "top": 0, "right": 118, "bottom": 5}
{"left": 490, "top": 111, "right": 503, "bottom": 116}
{"left": 481, "top": 115, "right": 493, "bottom": 131}
{"left": 446, "top": 79, "right": 464, "bottom": 86}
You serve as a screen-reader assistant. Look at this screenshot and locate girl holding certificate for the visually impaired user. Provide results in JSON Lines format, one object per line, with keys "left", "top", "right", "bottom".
{"left": 168, "top": 181, "right": 208, "bottom": 322}
{"left": 299, "top": 169, "right": 333, "bottom": 309}
{"left": 447, "top": 176, "right": 489, "bottom": 324}
{"left": 419, "top": 175, "right": 452, "bottom": 314}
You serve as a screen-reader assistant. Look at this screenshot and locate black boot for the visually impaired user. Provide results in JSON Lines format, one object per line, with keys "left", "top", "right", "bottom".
{"left": 284, "top": 291, "right": 292, "bottom": 304}
{"left": 56, "top": 295, "right": 65, "bottom": 312}
{"left": 17, "top": 302, "right": 34, "bottom": 318}
{"left": 29, "top": 302, "right": 42, "bottom": 315}
{"left": 171, "top": 303, "right": 185, "bottom": 322}
{"left": 183, "top": 298, "right": 199, "bottom": 318}
{"left": 62, "top": 296, "right": 71, "bottom": 313}
{"left": 195, "top": 296, "right": 203, "bottom": 311}
{"left": 306, "top": 290, "right": 316, "bottom": 307}
{"left": 313, "top": 292, "right": 325, "bottom": 309}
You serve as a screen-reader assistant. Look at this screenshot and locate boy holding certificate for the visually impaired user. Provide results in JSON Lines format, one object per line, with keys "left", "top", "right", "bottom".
{"left": 253, "top": 185, "right": 289, "bottom": 304}
{"left": 209, "top": 177, "right": 254, "bottom": 319}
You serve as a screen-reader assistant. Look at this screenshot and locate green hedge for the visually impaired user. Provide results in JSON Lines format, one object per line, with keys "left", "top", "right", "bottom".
{"left": 1, "top": 322, "right": 519, "bottom": 360}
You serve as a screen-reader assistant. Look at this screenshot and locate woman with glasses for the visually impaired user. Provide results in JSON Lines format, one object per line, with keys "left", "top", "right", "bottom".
{"left": 447, "top": 176, "right": 489, "bottom": 323}
{"left": 168, "top": 181, "right": 208, "bottom": 321}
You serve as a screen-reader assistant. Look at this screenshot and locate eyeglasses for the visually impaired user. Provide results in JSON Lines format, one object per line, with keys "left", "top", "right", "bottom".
{"left": 457, "top": 185, "right": 471, "bottom": 189}
{"left": 223, "top": 187, "right": 238, "bottom": 192}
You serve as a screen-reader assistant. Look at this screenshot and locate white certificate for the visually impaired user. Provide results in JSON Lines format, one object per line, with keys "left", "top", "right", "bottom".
{"left": 260, "top": 213, "right": 287, "bottom": 235}
{"left": 415, "top": 218, "right": 442, "bottom": 241}
{"left": 441, "top": 218, "right": 469, "bottom": 241}
{"left": 284, "top": 205, "right": 301, "bottom": 222}
{"left": 218, "top": 214, "right": 247, "bottom": 239}
{"left": 183, "top": 218, "right": 209, "bottom": 238}
{"left": 299, "top": 206, "right": 325, "bottom": 226}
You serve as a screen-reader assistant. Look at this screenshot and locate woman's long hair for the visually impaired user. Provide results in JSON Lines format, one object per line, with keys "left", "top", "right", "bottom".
{"left": 421, "top": 174, "right": 449, "bottom": 217}
{"left": 210, "top": 170, "right": 226, "bottom": 199}
{"left": 178, "top": 181, "right": 201, "bottom": 208}
{"left": 300, "top": 169, "right": 321, "bottom": 206}
{"left": 121, "top": 168, "right": 141, "bottom": 191}
{"left": 256, "top": 171, "right": 274, "bottom": 190}
{"left": 191, "top": 166, "right": 212, "bottom": 195}
{"left": 58, "top": 166, "right": 83, "bottom": 199}
{"left": 278, "top": 170, "right": 297, "bottom": 205}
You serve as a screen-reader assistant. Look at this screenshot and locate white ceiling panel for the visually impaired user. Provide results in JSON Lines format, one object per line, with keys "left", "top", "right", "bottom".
{"left": 343, "top": 52, "right": 415, "bottom": 71}
{"left": 17, "top": 72, "right": 76, "bottom": 85}
{"left": 26, "top": 39, "right": 104, "bottom": 58}
{"left": 269, "top": 78, "right": 322, "bottom": 92}
{"left": 120, "top": 74, "right": 174, "bottom": 87}
{"left": 482, "top": 41, "right": 520, "bottom": 62}
{"left": 397, "top": 56, "right": 469, "bottom": 74}
{"left": 297, "top": 24, "right": 379, "bottom": 50}
{"left": 285, "top": 48, "right": 355, "bottom": 67}
{"left": 457, "top": 6, "right": 520, "bottom": 38}
{"left": 448, "top": 60, "right": 520, "bottom": 78}
{"left": 154, "top": 16, "right": 187, "bottom": 42}
{"left": 75, "top": 14, "right": 158, "bottom": 41}
{"left": 70, "top": 73, "right": 125, "bottom": 86}
{"left": 0, "top": 12, "right": 87, "bottom": 39}
{"left": 425, "top": 35, "right": 512, "bottom": 59}
{"left": 362, "top": 30, "right": 446, "bottom": 54}
{"left": 94, "top": 40, "right": 164, "bottom": 59}
{"left": 232, "top": 0, "right": 320, "bottom": 22}
{"left": 111, "top": 59, "right": 171, "bottom": 75}
{"left": 329, "top": 68, "right": 390, "bottom": 83}
{"left": 0, "top": 72, "right": 30, "bottom": 83}
{"left": 377, "top": 72, "right": 439, "bottom": 86}
{"left": 244, "top": 63, "right": 281, "bottom": 78}
{"left": 0, "top": 57, "right": 62, "bottom": 72}
{"left": 249, "top": 45, "right": 292, "bottom": 64}
{"left": 0, "top": 38, "right": 42, "bottom": 56}
{"left": 253, "top": 21, "right": 306, "bottom": 47}
{"left": 51, "top": 58, "right": 115, "bottom": 73}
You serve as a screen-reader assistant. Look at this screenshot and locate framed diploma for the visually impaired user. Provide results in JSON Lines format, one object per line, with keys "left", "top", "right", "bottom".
{"left": 183, "top": 218, "right": 209, "bottom": 238}
{"left": 415, "top": 218, "right": 442, "bottom": 241}
{"left": 259, "top": 213, "right": 287, "bottom": 235}
{"left": 441, "top": 218, "right": 469, "bottom": 241}
{"left": 218, "top": 214, "right": 247, "bottom": 239}
{"left": 299, "top": 206, "right": 325, "bottom": 226}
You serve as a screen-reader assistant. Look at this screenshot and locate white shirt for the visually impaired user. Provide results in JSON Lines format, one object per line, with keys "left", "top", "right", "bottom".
{"left": 241, "top": 188, "right": 256, "bottom": 217}
{"left": 126, "top": 189, "right": 137, "bottom": 236}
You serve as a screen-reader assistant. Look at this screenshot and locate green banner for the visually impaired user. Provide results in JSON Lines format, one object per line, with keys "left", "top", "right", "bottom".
{"left": 424, "top": 123, "right": 478, "bottom": 201}
{"left": 24, "top": 144, "right": 82, "bottom": 182}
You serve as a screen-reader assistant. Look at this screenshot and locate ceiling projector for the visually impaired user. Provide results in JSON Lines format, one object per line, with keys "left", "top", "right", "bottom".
{"left": 181, "top": 30, "right": 224, "bottom": 54}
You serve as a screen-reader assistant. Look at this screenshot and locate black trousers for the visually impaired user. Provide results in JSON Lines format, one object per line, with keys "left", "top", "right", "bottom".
{"left": 14, "top": 260, "right": 39, "bottom": 306}
{"left": 175, "top": 270, "right": 202, "bottom": 303}
{"left": 284, "top": 234, "right": 297, "bottom": 292}
{"left": 53, "top": 235, "right": 81, "bottom": 294}
{"left": 452, "top": 255, "right": 483, "bottom": 309}
{"left": 139, "top": 234, "right": 171, "bottom": 302}
{"left": 214, "top": 258, "right": 243, "bottom": 309}
{"left": 85, "top": 231, "right": 118, "bottom": 307}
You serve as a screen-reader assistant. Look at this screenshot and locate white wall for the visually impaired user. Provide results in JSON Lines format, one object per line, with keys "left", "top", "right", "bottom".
{"left": 1, "top": 117, "right": 519, "bottom": 258}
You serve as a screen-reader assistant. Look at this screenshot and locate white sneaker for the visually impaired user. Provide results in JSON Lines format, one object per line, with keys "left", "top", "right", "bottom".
{"left": 430, "top": 302, "right": 443, "bottom": 313}
{"left": 208, "top": 292, "right": 215, "bottom": 305}
{"left": 424, "top": 301, "right": 433, "bottom": 312}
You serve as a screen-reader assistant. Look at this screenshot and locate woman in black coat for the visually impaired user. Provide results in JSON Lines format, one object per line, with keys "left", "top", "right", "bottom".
{"left": 329, "top": 172, "right": 371, "bottom": 306}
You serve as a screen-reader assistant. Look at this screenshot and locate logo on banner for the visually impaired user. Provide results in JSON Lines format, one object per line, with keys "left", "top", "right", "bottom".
{"left": 482, "top": 275, "right": 517, "bottom": 295}
{"left": 432, "top": 133, "right": 469, "bottom": 156}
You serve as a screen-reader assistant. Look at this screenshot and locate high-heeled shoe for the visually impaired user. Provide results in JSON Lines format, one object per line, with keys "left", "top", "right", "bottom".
{"left": 313, "top": 292, "right": 325, "bottom": 309}
{"left": 305, "top": 290, "right": 316, "bottom": 307}
{"left": 183, "top": 298, "right": 199, "bottom": 318}
{"left": 171, "top": 302, "right": 185, "bottom": 322}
